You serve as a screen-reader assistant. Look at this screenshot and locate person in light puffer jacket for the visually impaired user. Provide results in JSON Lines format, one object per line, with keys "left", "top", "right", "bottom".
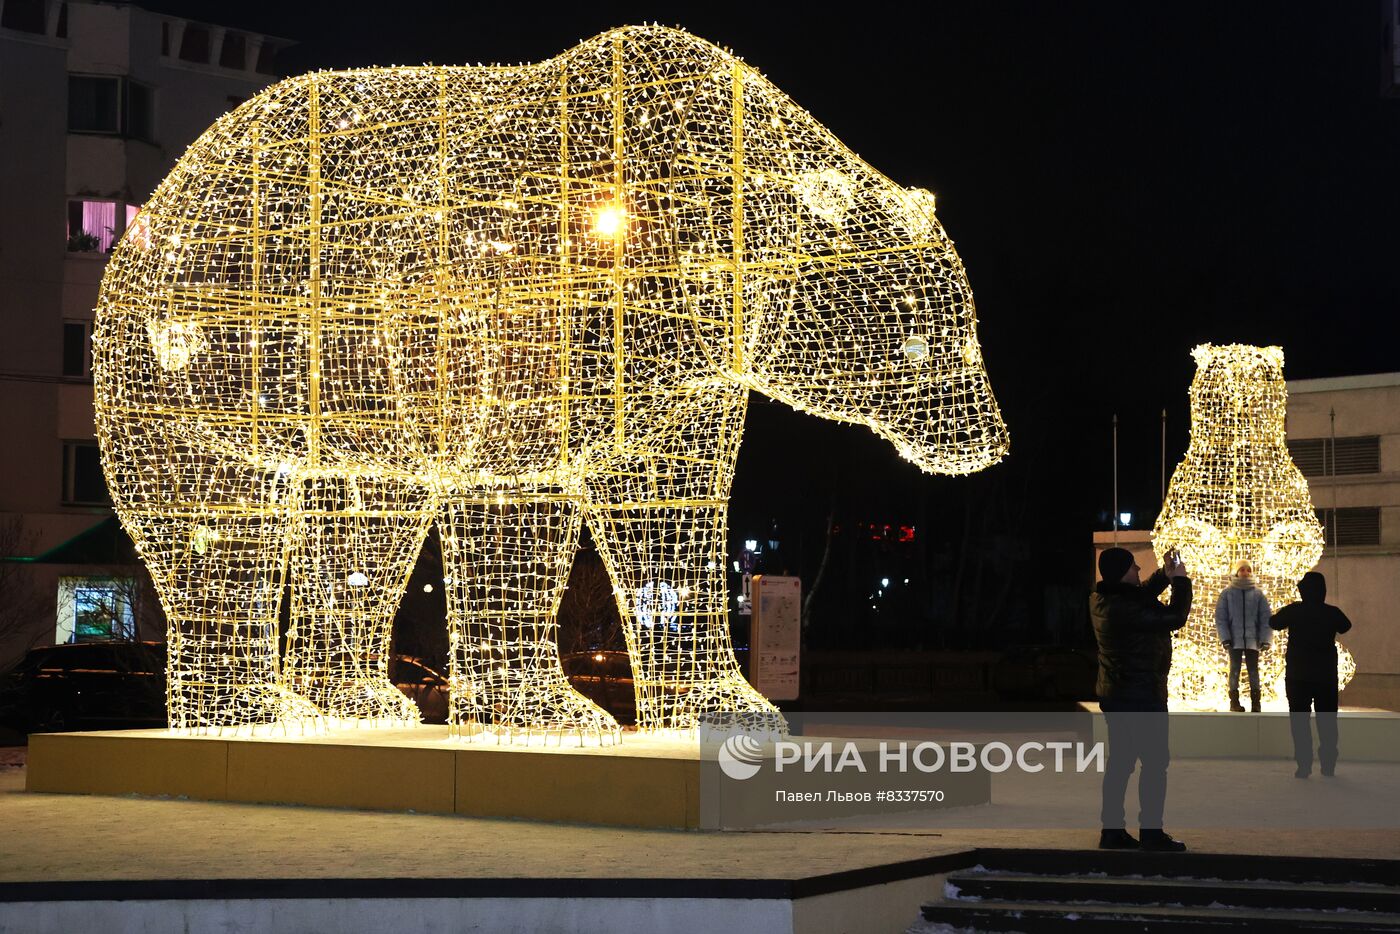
{"left": 1214, "top": 560, "right": 1272, "bottom": 712}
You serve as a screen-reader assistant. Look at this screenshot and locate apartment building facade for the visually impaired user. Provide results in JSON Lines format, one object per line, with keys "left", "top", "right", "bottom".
{"left": 0, "top": 0, "right": 288, "bottom": 668}
{"left": 1285, "top": 372, "right": 1400, "bottom": 710}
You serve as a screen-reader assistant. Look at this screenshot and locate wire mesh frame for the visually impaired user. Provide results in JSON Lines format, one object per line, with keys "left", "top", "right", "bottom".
{"left": 92, "top": 25, "right": 1009, "bottom": 740}
{"left": 1154, "top": 344, "right": 1355, "bottom": 709}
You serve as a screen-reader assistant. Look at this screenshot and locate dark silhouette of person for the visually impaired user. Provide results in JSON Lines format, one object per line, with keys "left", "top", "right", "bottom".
{"left": 1090, "top": 546, "right": 1192, "bottom": 852}
{"left": 1269, "top": 571, "right": 1352, "bottom": 778}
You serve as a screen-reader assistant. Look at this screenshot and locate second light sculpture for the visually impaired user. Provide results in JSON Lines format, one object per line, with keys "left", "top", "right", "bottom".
{"left": 1154, "top": 344, "right": 1354, "bottom": 709}
{"left": 93, "top": 25, "right": 1009, "bottom": 739}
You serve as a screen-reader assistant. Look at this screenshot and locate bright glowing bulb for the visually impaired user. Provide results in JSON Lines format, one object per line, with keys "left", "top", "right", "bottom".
{"left": 593, "top": 203, "right": 626, "bottom": 237}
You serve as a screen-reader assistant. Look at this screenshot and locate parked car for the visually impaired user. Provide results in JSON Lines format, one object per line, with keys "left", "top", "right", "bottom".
{"left": 0, "top": 641, "right": 167, "bottom": 733}
{"left": 389, "top": 654, "right": 449, "bottom": 724}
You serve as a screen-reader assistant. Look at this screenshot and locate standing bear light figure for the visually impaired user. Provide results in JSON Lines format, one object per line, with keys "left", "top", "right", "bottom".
{"left": 92, "top": 26, "right": 1009, "bottom": 741}
{"left": 1153, "top": 344, "right": 1355, "bottom": 709}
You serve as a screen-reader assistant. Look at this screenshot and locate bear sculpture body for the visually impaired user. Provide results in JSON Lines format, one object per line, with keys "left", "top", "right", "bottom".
{"left": 1154, "top": 344, "right": 1354, "bottom": 708}
{"left": 94, "top": 26, "right": 1009, "bottom": 737}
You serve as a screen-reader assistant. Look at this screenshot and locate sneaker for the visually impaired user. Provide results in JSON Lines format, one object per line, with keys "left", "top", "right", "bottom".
{"left": 1098, "top": 829, "right": 1139, "bottom": 850}
{"left": 1139, "top": 829, "right": 1187, "bottom": 852}
{"left": 1295, "top": 766, "right": 1310, "bottom": 778}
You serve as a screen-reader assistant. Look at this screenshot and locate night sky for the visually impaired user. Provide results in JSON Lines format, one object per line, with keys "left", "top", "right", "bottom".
{"left": 139, "top": 1, "right": 1400, "bottom": 639}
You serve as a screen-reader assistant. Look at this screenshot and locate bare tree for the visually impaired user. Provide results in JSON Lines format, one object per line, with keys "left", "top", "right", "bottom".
{"left": 0, "top": 516, "right": 45, "bottom": 658}
{"left": 557, "top": 545, "right": 624, "bottom": 657}
{"left": 802, "top": 484, "right": 838, "bottom": 633}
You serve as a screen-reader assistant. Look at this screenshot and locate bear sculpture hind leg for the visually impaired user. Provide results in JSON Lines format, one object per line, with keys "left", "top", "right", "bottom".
{"left": 440, "top": 492, "right": 620, "bottom": 744}
{"left": 282, "top": 474, "right": 435, "bottom": 726}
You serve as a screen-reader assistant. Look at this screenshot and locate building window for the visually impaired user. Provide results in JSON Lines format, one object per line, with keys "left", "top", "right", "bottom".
{"left": 0, "top": 0, "right": 46, "bottom": 34}
{"left": 219, "top": 33, "right": 246, "bottom": 69}
{"left": 57, "top": 577, "right": 136, "bottom": 643}
{"left": 67, "top": 200, "right": 140, "bottom": 253}
{"left": 126, "top": 81, "right": 154, "bottom": 141}
{"left": 68, "top": 75, "right": 155, "bottom": 142}
{"left": 1288, "top": 436, "right": 1381, "bottom": 477}
{"left": 68, "top": 75, "right": 121, "bottom": 133}
{"left": 1315, "top": 507, "right": 1382, "bottom": 548}
{"left": 62, "top": 440, "right": 111, "bottom": 506}
{"left": 255, "top": 42, "right": 277, "bottom": 75}
{"left": 63, "top": 320, "right": 93, "bottom": 379}
{"left": 179, "top": 25, "right": 209, "bottom": 63}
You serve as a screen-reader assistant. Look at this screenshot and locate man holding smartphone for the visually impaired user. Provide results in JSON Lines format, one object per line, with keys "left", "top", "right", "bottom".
{"left": 1090, "top": 546, "right": 1193, "bottom": 852}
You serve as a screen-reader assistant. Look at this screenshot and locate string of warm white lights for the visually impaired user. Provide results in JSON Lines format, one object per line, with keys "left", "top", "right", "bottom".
{"left": 93, "top": 25, "right": 1008, "bottom": 739}
{"left": 1154, "top": 344, "right": 1355, "bottom": 709}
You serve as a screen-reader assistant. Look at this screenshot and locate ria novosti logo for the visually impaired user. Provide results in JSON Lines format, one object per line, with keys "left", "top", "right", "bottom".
{"left": 713, "top": 736, "right": 1105, "bottom": 781}
{"left": 717, "top": 733, "right": 766, "bottom": 781}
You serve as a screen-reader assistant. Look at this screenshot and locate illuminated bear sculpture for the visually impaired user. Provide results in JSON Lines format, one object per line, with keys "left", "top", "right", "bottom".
{"left": 1154, "top": 344, "right": 1354, "bottom": 709}
{"left": 93, "top": 26, "right": 1009, "bottom": 739}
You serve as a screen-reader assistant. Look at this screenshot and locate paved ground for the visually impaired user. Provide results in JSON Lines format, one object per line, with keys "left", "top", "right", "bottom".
{"left": 1, "top": 746, "right": 1396, "bottom": 884}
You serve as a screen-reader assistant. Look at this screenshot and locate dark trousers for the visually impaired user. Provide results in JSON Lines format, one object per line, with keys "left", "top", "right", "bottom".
{"left": 1228, "top": 648, "right": 1260, "bottom": 703}
{"left": 1099, "top": 699, "right": 1169, "bottom": 830}
{"left": 1285, "top": 677, "right": 1339, "bottom": 773}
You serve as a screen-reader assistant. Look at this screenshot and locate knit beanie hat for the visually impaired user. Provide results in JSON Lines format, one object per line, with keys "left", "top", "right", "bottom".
{"left": 1098, "top": 547, "right": 1134, "bottom": 583}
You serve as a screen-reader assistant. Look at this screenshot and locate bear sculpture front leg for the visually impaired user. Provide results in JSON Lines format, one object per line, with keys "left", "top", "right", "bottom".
{"left": 440, "top": 493, "right": 621, "bottom": 744}
{"left": 583, "top": 389, "right": 786, "bottom": 737}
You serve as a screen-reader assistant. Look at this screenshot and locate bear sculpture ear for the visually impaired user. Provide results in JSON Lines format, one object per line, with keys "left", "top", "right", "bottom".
{"left": 876, "top": 186, "right": 942, "bottom": 245}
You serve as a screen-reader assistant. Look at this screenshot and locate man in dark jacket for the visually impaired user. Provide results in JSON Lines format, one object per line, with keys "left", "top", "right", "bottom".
{"left": 1270, "top": 571, "right": 1352, "bottom": 778}
{"left": 1090, "top": 546, "right": 1192, "bottom": 852}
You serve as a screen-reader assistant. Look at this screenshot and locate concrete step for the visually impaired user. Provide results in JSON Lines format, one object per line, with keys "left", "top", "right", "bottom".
{"left": 920, "top": 898, "right": 1400, "bottom": 931}
{"left": 921, "top": 849, "right": 1400, "bottom": 932}
{"left": 946, "top": 872, "right": 1400, "bottom": 913}
{"left": 968, "top": 847, "right": 1400, "bottom": 886}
